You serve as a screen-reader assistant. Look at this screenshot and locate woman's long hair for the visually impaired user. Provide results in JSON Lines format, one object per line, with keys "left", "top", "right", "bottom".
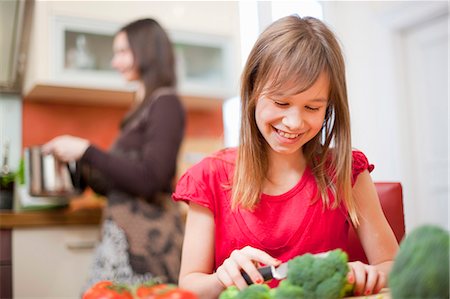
{"left": 232, "top": 15, "right": 357, "bottom": 225}
{"left": 118, "top": 18, "right": 176, "bottom": 127}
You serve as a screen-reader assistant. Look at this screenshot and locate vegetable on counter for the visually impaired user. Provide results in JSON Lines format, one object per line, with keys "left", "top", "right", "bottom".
{"left": 270, "top": 280, "right": 304, "bottom": 299}
{"left": 219, "top": 249, "right": 353, "bottom": 299}
{"left": 83, "top": 281, "right": 198, "bottom": 299}
{"left": 389, "top": 224, "right": 450, "bottom": 299}
{"left": 82, "top": 281, "right": 133, "bottom": 299}
{"left": 220, "top": 284, "right": 271, "bottom": 299}
{"left": 283, "top": 249, "right": 352, "bottom": 299}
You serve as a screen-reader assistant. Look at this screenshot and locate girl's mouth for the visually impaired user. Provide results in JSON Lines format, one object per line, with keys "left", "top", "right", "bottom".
{"left": 275, "top": 128, "right": 301, "bottom": 140}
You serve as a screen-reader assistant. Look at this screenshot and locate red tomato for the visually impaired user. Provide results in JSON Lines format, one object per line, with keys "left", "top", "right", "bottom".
{"left": 157, "top": 289, "right": 198, "bottom": 299}
{"left": 82, "top": 280, "right": 133, "bottom": 299}
{"left": 135, "top": 283, "right": 197, "bottom": 299}
{"left": 135, "top": 283, "right": 172, "bottom": 299}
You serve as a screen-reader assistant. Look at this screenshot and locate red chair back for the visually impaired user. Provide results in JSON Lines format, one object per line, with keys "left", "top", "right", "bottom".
{"left": 347, "top": 182, "right": 405, "bottom": 263}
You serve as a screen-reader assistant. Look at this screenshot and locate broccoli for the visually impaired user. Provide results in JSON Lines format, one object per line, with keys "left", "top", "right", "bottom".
{"left": 219, "top": 284, "right": 271, "bottom": 299}
{"left": 389, "top": 225, "right": 449, "bottom": 299}
{"left": 236, "top": 284, "right": 271, "bottom": 299}
{"left": 218, "top": 249, "right": 351, "bottom": 299}
{"left": 286, "top": 249, "right": 350, "bottom": 299}
{"left": 219, "top": 284, "right": 272, "bottom": 299}
{"left": 219, "top": 286, "right": 239, "bottom": 299}
{"left": 271, "top": 280, "right": 304, "bottom": 299}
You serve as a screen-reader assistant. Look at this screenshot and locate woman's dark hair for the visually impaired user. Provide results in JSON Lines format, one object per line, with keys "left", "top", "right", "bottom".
{"left": 119, "top": 18, "right": 176, "bottom": 98}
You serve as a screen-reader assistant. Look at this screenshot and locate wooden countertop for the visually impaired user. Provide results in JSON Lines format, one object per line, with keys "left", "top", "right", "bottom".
{"left": 345, "top": 288, "right": 391, "bottom": 299}
{"left": 0, "top": 194, "right": 105, "bottom": 228}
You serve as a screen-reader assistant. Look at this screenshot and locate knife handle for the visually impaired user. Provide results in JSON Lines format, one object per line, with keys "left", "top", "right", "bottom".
{"left": 242, "top": 266, "right": 273, "bottom": 285}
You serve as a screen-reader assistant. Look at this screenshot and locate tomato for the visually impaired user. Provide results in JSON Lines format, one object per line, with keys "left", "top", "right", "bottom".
{"left": 135, "top": 283, "right": 197, "bottom": 299}
{"left": 82, "top": 280, "right": 133, "bottom": 299}
{"left": 135, "top": 283, "right": 171, "bottom": 299}
{"left": 157, "top": 289, "right": 198, "bottom": 299}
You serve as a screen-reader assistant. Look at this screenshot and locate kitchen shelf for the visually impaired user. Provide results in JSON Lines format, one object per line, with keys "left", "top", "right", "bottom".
{"left": 24, "top": 83, "right": 224, "bottom": 111}
{"left": 24, "top": 83, "right": 135, "bottom": 107}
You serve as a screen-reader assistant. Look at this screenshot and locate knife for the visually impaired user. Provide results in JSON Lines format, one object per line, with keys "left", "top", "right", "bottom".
{"left": 242, "top": 252, "right": 329, "bottom": 285}
{"left": 242, "top": 262, "right": 288, "bottom": 285}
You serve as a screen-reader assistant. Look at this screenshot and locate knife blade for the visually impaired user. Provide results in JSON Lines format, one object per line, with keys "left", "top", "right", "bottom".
{"left": 242, "top": 252, "right": 329, "bottom": 285}
{"left": 242, "top": 262, "right": 288, "bottom": 285}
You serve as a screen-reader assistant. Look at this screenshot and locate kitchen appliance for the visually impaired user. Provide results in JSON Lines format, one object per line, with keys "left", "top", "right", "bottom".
{"left": 24, "top": 146, "right": 84, "bottom": 197}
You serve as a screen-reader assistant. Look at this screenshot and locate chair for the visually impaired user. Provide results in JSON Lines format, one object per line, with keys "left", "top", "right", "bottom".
{"left": 347, "top": 182, "right": 405, "bottom": 263}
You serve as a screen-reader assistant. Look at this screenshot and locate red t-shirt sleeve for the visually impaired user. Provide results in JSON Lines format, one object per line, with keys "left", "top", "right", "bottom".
{"left": 351, "top": 150, "right": 375, "bottom": 185}
{"left": 172, "top": 158, "right": 215, "bottom": 213}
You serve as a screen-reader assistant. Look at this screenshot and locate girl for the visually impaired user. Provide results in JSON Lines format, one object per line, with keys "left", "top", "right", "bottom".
{"left": 172, "top": 15, "right": 398, "bottom": 299}
{"left": 44, "top": 19, "right": 185, "bottom": 286}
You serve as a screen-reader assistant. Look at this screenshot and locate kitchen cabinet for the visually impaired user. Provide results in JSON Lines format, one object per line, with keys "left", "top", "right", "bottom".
{"left": 0, "top": 229, "right": 12, "bottom": 299}
{"left": 23, "top": 1, "right": 241, "bottom": 105}
{"left": 13, "top": 226, "right": 100, "bottom": 299}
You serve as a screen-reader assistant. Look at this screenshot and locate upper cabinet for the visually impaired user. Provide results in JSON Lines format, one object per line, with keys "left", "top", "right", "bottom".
{"left": 23, "top": 1, "right": 241, "bottom": 106}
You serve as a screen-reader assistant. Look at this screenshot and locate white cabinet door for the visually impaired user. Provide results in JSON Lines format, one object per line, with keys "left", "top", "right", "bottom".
{"left": 402, "top": 14, "right": 449, "bottom": 231}
{"left": 13, "top": 226, "right": 100, "bottom": 299}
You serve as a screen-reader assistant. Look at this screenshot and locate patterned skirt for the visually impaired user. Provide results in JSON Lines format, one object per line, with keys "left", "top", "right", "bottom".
{"left": 82, "top": 219, "right": 153, "bottom": 292}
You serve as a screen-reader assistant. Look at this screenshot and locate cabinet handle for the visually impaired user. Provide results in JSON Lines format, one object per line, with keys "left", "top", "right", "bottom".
{"left": 66, "top": 240, "right": 96, "bottom": 250}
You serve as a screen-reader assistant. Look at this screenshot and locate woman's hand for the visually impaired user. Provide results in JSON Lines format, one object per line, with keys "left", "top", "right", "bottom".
{"left": 347, "top": 261, "right": 386, "bottom": 296}
{"left": 42, "top": 135, "right": 90, "bottom": 162}
{"left": 215, "top": 246, "right": 281, "bottom": 291}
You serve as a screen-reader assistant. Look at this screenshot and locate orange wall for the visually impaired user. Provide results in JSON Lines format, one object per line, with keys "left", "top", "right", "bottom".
{"left": 22, "top": 101, "right": 223, "bottom": 150}
{"left": 185, "top": 109, "right": 223, "bottom": 138}
{"left": 22, "top": 102, "right": 127, "bottom": 150}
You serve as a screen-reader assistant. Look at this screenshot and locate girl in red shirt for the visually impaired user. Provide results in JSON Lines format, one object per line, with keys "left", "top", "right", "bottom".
{"left": 173, "top": 15, "right": 398, "bottom": 299}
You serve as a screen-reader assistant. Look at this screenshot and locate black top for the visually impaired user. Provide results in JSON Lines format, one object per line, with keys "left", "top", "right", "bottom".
{"left": 80, "top": 91, "right": 185, "bottom": 200}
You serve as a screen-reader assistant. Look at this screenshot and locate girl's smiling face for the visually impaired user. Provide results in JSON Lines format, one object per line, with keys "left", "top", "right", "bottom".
{"left": 255, "top": 71, "right": 330, "bottom": 157}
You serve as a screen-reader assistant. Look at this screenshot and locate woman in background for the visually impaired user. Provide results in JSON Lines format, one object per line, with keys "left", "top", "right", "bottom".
{"left": 43, "top": 18, "right": 185, "bottom": 286}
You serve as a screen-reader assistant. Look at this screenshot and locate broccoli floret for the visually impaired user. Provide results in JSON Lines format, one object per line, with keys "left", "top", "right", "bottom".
{"left": 271, "top": 280, "right": 304, "bottom": 299}
{"left": 219, "top": 284, "right": 271, "bottom": 299}
{"left": 219, "top": 286, "right": 239, "bottom": 299}
{"left": 339, "top": 281, "right": 354, "bottom": 298}
{"left": 235, "top": 284, "right": 271, "bottom": 299}
{"left": 389, "top": 225, "right": 450, "bottom": 299}
{"left": 286, "top": 249, "right": 350, "bottom": 299}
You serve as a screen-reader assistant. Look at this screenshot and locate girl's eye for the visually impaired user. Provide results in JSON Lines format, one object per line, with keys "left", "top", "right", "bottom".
{"left": 305, "top": 106, "right": 320, "bottom": 111}
{"left": 273, "top": 101, "right": 289, "bottom": 106}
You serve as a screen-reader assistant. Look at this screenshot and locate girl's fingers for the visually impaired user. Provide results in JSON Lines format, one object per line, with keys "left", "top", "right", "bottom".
{"left": 222, "top": 258, "right": 249, "bottom": 290}
{"left": 348, "top": 261, "right": 388, "bottom": 296}
{"left": 240, "top": 246, "right": 281, "bottom": 266}
{"left": 218, "top": 246, "right": 279, "bottom": 290}
{"left": 230, "top": 250, "right": 263, "bottom": 284}
{"left": 363, "top": 266, "right": 379, "bottom": 296}
{"left": 215, "top": 266, "right": 233, "bottom": 288}
{"left": 349, "top": 261, "right": 366, "bottom": 296}
{"left": 346, "top": 267, "right": 355, "bottom": 284}
{"left": 374, "top": 271, "right": 387, "bottom": 294}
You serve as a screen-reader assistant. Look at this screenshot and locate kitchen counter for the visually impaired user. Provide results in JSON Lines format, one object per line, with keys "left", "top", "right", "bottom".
{"left": 0, "top": 193, "right": 104, "bottom": 298}
{"left": 346, "top": 288, "right": 391, "bottom": 299}
{"left": 0, "top": 193, "right": 104, "bottom": 228}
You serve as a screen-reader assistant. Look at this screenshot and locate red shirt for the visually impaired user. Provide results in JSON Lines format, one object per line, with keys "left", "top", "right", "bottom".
{"left": 173, "top": 148, "right": 373, "bottom": 285}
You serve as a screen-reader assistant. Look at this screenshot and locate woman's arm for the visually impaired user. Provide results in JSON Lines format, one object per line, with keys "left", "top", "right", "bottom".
{"left": 81, "top": 95, "right": 185, "bottom": 197}
{"left": 350, "top": 170, "right": 399, "bottom": 295}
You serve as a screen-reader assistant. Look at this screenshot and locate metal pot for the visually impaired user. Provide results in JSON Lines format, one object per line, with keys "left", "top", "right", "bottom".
{"left": 24, "top": 146, "right": 84, "bottom": 197}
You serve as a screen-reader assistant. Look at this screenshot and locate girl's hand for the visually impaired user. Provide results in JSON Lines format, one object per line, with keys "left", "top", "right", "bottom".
{"left": 215, "top": 246, "right": 281, "bottom": 290}
{"left": 42, "top": 135, "right": 90, "bottom": 162}
{"left": 347, "top": 261, "right": 387, "bottom": 296}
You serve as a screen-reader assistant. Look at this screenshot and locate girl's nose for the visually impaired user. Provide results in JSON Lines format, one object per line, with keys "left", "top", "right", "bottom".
{"left": 282, "top": 109, "right": 303, "bottom": 131}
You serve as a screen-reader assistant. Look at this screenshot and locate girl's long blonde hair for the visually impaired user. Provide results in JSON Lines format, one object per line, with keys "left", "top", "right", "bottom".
{"left": 231, "top": 15, "right": 358, "bottom": 226}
